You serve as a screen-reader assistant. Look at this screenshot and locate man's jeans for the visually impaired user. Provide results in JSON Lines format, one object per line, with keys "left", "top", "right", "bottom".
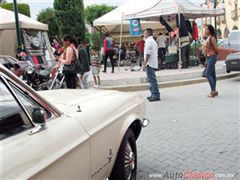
{"left": 78, "top": 72, "right": 89, "bottom": 89}
{"left": 146, "top": 65, "right": 160, "bottom": 98}
{"left": 205, "top": 55, "right": 217, "bottom": 91}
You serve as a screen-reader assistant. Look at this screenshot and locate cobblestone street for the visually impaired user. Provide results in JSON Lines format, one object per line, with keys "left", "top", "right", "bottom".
{"left": 135, "top": 77, "right": 240, "bottom": 180}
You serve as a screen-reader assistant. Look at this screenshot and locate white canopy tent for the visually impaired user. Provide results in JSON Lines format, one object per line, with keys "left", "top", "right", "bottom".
{"left": 0, "top": 8, "right": 48, "bottom": 57}
{"left": 124, "top": 0, "right": 225, "bottom": 20}
{"left": 93, "top": 0, "right": 173, "bottom": 70}
{"left": 124, "top": 0, "right": 225, "bottom": 70}
{"left": 93, "top": 0, "right": 164, "bottom": 36}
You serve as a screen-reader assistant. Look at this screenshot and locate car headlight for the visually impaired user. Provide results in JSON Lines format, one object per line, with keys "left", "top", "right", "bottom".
{"left": 26, "top": 66, "right": 34, "bottom": 74}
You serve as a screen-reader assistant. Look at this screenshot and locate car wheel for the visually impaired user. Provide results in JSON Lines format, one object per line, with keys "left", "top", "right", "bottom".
{"left": 227, "top": 70, "right": 231, "bottom": 73}
{"left": 109, "top": 129, "right": 137, "bottom": 180}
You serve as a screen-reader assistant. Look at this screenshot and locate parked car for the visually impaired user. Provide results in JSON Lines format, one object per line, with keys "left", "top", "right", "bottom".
{"left": 225, "top": 52, "right": 240, "bottom": 73}
{"left": 223, "top": 30, "right": 240, "bottom": 51}
{"left": 0, "top": 55, "right": 32, "bottom": 71}
{"left": 0, "top": 64, "right": 148, "bottom": 180}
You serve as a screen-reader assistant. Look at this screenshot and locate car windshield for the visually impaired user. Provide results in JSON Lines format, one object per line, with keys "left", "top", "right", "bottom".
{"left": 229, "top": 32, "right": 240, "bottom": 41}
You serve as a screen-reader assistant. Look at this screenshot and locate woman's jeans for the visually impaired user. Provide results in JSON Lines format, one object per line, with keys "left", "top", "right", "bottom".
{"left": 205, "top": 55, "right": 217, "bottom": 91}
{"left": 146, "top": 65, "right": 160, "bottom": 98}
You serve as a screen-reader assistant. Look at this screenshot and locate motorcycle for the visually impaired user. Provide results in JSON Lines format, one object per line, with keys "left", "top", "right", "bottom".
{"left": 23, "top": 63, "right": 51, "bottom": 91}
{"left": 48, "top": 63, "right": 66, "bottom": 90}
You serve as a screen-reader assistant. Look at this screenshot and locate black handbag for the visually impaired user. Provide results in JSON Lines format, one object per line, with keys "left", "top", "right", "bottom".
{"left": 62, "top": 46, "right": 82, "bottom": 75}
{"left": 62, "top": 60, "right": 77, "bottom": 75}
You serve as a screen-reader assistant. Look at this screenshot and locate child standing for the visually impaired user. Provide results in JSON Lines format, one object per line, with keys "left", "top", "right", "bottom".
{"left": 91, "top": 47, "right": 101, "bottom": 87}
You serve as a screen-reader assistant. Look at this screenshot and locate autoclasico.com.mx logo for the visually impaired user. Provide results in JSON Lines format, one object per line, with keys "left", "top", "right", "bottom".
{"left": 149, "top": 171, "right": 236, "bottom": 179}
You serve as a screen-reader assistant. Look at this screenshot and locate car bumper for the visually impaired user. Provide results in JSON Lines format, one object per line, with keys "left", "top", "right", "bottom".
{"left": 226, "top": 60, "right": 240, "bottom": 71}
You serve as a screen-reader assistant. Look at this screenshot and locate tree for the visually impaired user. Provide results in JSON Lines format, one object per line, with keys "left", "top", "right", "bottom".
{"left": 1, "top": 3, "right": 30, "bottom": 17}
{"left": 85, "top": 4, "right": 116, "bottom": 25}
{"left": 37, "top": 8, "right": 58, "bottom": 39}
{"left": 90, "top": 32, "right": 102, "bottom": 51}
{"left": 54, "top": 0, "right": 85, "bottom": 40}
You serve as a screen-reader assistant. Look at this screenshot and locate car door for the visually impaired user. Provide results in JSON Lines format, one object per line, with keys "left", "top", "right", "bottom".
{"left": 0, "top": 76, "right": 91, "bottom": 179}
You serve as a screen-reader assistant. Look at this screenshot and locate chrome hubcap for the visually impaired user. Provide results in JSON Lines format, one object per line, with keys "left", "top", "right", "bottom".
{"left": 124, "top": 141, "right": 135, "bottom": 180}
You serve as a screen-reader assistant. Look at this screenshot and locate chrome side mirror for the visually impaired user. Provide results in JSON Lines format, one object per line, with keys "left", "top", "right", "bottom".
{"left": 28, "top": 107, "right": 47, "bottom": 135}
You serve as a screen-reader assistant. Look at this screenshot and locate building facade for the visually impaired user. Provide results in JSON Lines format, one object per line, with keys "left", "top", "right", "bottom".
{"left": 204, "top": 0, "right": 240, "bottom": 38}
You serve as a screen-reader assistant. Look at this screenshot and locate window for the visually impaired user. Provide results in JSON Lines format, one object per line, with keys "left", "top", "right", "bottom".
{"left": 232, "top": 25, "right": 239, "bottom": 30}
{"left": 9, "top": 82, "right": 53, "bottom": 120}
{"left": 0, "top": 79, "right": 33, "bottom": 140}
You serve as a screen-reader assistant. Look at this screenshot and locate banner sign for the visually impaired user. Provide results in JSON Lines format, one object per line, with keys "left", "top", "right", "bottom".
{"left": 130, "top": 18, "right": 142, "bottom": 36}
{"left": 22, "top": 30, "right": 44, "bottom": 56}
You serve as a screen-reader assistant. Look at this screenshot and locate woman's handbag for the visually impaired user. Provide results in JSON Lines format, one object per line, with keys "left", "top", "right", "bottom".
{"left": 62, "top": 61, "right": 76, "bottom": 75}
{"left": 62, "top": 46, "right": 82, "bottom": 75}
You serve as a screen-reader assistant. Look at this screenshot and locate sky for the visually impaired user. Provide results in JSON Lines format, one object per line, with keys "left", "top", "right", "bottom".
{"left": 6, "top": 0, "right": 129, "bottom": 19}
{"left": 6, "top": 0, "right": 205, "bottom": 20}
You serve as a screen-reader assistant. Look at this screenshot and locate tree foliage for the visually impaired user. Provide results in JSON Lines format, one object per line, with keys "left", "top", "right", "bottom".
{"left": 54, "top": 0, "right": 86, "bottom": 40}
{"left": 1, "top": 3, "right": 30, "bottom": 17}
{"left": 0, "top": 0, "right": 6, "bottom": 4}
{"left": 90, "top": 32, "right": 102, "bottom": 51}
{"left": 37, "top": 8, "right": 58, "bottom": 39}
{"left": 85, "top": 4, "right": 116, "bottom": 25}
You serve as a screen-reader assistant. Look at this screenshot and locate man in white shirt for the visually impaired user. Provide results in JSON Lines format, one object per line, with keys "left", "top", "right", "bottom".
{"left": 143, "top": 28, "right": 160, "bottom": 102}
{"left": 156, "top": 32, "right": 166, "bottom": 64}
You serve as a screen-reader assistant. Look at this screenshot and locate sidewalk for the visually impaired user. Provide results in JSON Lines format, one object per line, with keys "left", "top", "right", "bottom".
{"left": 87, "top": 61, "right": 240, "bottom": 91}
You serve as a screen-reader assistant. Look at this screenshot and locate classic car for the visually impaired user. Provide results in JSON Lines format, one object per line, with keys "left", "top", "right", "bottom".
{"left": 225, "top": 52, "right": 240, "bottom": 73}
{"left": 0, "top": 64, "right": 148, "bottom": 180}
{"left": 0, "top": 55, "right": 32, "bottom": 71}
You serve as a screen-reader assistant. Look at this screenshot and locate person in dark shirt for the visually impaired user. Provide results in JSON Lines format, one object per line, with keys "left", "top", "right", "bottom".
{"left": 77, "top": 37, "right": 90, "bottom": 89}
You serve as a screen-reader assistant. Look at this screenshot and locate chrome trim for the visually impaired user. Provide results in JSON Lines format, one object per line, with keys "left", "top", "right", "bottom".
{"left": 107, "top": 148, "right": 113, "bottom": 163}
{"left": 0, "top": 76, "right": 34, "bottom": 126}
{"left": 91, "top": 148, "right": 113, "bottom": 177}
{"left": 142, "top": 118, "right": 150, "bottom": 128}
{"left": 28, "top": 108, "right": 47, "bottom": 135}
{"left": 28, "top": 123, "right": 47, "bottom": 135}
{"left": 125, "top": 141, "right": 135, "bottom": 180}
{"left": 76, "top": 105, "right": 82, "bottom": 112}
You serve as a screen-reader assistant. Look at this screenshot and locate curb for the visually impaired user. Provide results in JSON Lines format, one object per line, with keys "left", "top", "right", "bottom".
{"left": 101, "top": 72, "right": 240, "bottom": 92}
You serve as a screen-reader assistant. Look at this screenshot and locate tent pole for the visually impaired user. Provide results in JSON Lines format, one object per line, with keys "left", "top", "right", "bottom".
{"left": 178, "top": 10, "right": 181, "bottom": 71}
{"left": 118, "top": 12, "right": 124, "bottom": 71}
{"left": 13, "top": 0, "right": 22, "bottom": 54}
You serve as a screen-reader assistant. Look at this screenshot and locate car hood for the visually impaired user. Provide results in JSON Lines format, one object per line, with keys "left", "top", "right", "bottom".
{"left": 226, "top": 52, "right": 240, "bottom": 61}
{"left": 38, "top": 89, "right": 145, "bottom": 136}
{"left": 38, "top": 89, "right": 143, "bottom": 114}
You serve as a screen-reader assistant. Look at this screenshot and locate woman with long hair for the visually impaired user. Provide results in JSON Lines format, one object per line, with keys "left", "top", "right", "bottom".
{"left": 58, "top": 34, "right": 77, "bottom": 89}
{"left": 204, "top": 24, "right": 218, "bottom": 98}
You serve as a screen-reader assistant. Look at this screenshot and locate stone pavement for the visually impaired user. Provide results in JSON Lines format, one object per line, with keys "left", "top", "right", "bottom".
{"left": 87, "top": 61, "right": 240, "bottom": 91}
{"left": 133, "top": 77, "right": 240, "bottom": 180}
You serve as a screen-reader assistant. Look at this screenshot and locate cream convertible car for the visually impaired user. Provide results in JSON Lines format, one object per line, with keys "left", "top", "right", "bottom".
{"left": 0, "top": 65, "right": 148, "bottom": 180}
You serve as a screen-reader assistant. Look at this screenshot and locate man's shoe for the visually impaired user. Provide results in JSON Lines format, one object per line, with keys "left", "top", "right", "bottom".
{"left": 147, "top": 96, "right": 152, "bottom": 100}
{"left": 148, "top": 97, "right": 160, "bottom": 102}
{"left": 102, "top": 70, "right": 106, "bottom": 73}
